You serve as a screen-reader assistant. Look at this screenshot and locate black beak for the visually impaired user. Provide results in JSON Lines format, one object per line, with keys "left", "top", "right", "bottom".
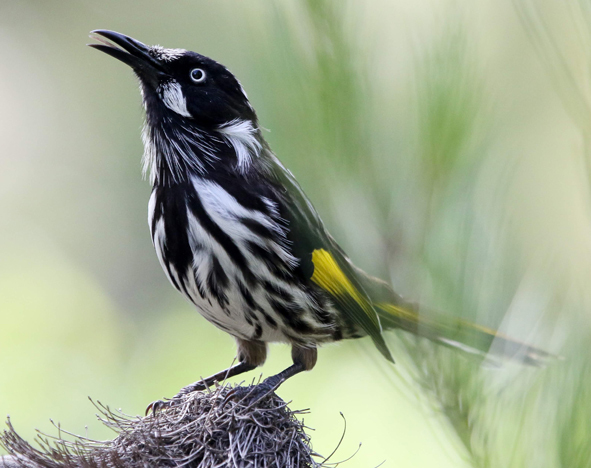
{"left": 88, "top": 30, "right": 164, "bottom": 87}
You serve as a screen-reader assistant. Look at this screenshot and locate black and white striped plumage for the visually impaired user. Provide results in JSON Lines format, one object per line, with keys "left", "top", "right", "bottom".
{"left": 140, "top": 63, "right": 360, "bottom": 349}
{"left": 148, "top": 174, "right": 342, "bottom": 346}
{"left": 89, "top": 30, "right": 551, "bottom": 406}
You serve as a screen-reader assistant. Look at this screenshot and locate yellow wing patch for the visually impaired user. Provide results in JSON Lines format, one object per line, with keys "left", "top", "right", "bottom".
{"left": 311, "top": 249, "right": 357, "bottom": 297}
{"left": 310, "top": 249, "right": 380, "bottom": 328}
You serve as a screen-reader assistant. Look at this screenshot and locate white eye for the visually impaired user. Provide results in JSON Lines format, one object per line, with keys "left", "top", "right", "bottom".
{"left": 190, "top": 68, "right": 206, "bottom": 83}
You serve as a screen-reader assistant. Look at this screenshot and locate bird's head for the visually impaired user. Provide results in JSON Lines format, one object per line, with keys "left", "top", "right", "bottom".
{"left": 89, "top": 30, "right": 266, "bottom": 184}
{"left": 89, "top": 30, "right": 256, "bottom": 128}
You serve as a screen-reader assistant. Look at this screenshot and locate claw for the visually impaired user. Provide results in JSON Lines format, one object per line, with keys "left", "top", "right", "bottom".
{"left": 245, "top": 381, "right": 280, "bottom": 406}
{"left": 223, "top": 385, "right": 251, "bottom": 404}
{"left": 177, "top": 380, "right": 208, "bottom": 395}
{"left": 222, "top": 381, "right": 279, "bottom": 408}
{"left": 145, "top": 382, "right": 209, "bottom": 416}
{"left": 145, "top": 398, "right": 172, "bottom": 416}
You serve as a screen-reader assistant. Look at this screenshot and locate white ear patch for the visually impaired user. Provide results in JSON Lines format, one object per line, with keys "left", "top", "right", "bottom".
{"left": 217, "top": 119, "right": 262, "bottom": 172}
{"left": 158, "top": 80, "right": 191, "bottom": 117}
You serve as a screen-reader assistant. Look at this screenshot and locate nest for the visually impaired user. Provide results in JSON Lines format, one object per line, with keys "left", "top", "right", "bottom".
{"left": 0, "top": 385, "right": 331, "bottom": 468}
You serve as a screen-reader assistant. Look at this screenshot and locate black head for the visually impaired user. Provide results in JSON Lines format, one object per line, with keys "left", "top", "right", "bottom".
{"left": 89, "top": 30, "right": 256, "bottom": 128}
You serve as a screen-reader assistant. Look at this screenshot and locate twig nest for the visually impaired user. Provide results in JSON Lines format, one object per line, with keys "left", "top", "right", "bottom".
{"left": 0, "top": 384, "right": 326, "bottom": 468}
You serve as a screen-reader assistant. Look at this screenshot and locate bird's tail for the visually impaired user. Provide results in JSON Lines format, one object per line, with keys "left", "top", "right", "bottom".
{"left": 354, "top": 269, "right": 553, "bottom": 365}
{"left": 374, "top": 300, "right": 552, "bottom": 365}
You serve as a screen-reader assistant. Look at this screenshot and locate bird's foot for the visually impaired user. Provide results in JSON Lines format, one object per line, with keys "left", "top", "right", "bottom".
{"left": 145, "top": 380, "right": 210, "bottom": 416}
{"left": 145, "top": 398, "right": 174, "bottom": 415}
{"left": 226, "top": 375, "right": 284, "bottom": 407}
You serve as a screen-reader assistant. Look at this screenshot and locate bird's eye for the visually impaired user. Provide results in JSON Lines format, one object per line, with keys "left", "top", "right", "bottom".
{"left": 190, "top": 68, "right": 206, "bottom": 83}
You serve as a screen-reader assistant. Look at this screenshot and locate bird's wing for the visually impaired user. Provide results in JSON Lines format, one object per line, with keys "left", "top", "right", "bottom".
{"left": 268, "top": 158, "right": 393, "bottom": 362}
{"left": 267, "top": 157, "right": 554, "bottom": 366}
{"left": 346, "top": 245, "right": 556, "bottom": 366}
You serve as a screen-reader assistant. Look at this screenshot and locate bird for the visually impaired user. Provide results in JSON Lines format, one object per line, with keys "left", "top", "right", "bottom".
{"left": 88, "top": 30, "right": 550, "bottom": 409}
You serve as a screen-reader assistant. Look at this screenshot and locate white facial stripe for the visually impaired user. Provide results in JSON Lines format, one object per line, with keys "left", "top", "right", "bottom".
{"left": 159, "top": 81, "right": 191, "bottom": 117}
{"left": 150, "top": 45, "right": 186, "bottom": 62}
{"left": 217, "top": 119, "right": 262, "bottom": 172}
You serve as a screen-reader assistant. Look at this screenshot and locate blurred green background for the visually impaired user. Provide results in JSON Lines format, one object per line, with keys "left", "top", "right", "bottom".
{"left": 0, "top": 0, "right": 588, "bottom": 466}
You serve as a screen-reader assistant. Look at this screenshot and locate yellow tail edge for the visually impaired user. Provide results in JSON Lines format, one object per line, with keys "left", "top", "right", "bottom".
{"left": 375, "top": 302, "right": 556, "bottom": 366}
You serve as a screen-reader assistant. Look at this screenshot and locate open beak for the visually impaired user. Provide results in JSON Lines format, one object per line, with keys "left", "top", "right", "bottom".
{"left": 88, "top": 30, "right": 164, "bottom": 88}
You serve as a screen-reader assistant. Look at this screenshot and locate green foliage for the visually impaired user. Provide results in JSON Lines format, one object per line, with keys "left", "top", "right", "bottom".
{"left": 261, "top": 2, "right": 590, "bottom": 467}
{"left": 415, "top": 23, "right": 484, "bottom": 191}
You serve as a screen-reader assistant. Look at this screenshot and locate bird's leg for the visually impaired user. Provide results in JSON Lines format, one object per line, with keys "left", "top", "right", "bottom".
{"left": 262, "top": 344, "right": 317, "bottom": 390}
{"left": 146, "top": 339, "right": 267, "bottom": 414}
{"left": 174, "top": 360, "right": 258, "bottom": 395}
{"left": 233, "top": 345, "right": 318, "bottom": 403}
